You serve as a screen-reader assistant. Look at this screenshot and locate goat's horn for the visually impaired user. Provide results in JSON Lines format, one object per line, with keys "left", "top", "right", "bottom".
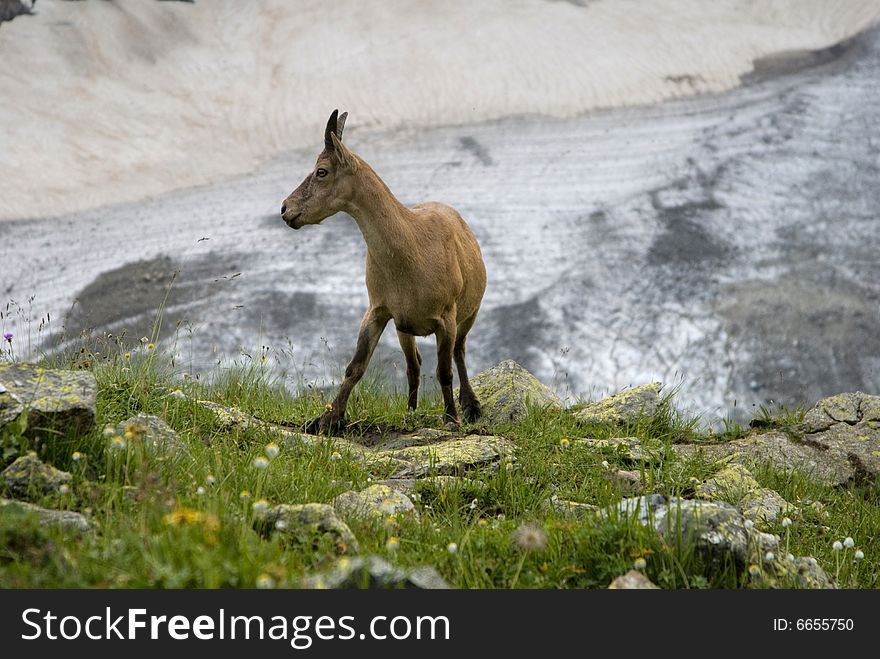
{"left": 324, "top": 109, "right": 339, "bottom": 150}
{"left": 336, "top": 112, "right": 348, "bottom": 142}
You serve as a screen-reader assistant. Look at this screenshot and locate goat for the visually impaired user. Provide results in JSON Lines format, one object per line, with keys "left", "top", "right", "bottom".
{"left": 281, "top": 110, "right": 487, "bottom": 434}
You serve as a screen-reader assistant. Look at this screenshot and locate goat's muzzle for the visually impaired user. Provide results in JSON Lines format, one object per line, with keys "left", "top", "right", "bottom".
{"left": 282, "top": 209, "right": 303, "bottom": 229}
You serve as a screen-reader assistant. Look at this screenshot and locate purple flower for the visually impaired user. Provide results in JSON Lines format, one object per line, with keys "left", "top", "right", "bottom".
{"left": 2, "top": 332, "right": 11, "bottom": 343}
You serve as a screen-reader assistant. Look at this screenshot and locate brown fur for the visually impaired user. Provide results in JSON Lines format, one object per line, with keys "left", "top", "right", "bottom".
{"left": 281, "top": 110, "right": 487, "bottom": 433}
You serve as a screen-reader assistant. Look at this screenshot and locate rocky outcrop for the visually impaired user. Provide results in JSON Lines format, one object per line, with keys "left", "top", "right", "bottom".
{"left": 0, "top": 363, "right": 97, "bottom": 442}
{"left": 574, "top": 383, "right": 661, "bottom": 425}
{"left": 254, "top": 503, "right": 359, "bottom": 555}
{"left": 332, "top": 484, "right": 418, "bottom": 520}
{"left": 674, "top": 392, "right": 880, "bottom": 487}
{"left": 465, "top": 360, "right": 562, "bottom": 425}
{"left": 0, "top": 498, "right": 91, "bottom": 533}
{"left": 301, "top": 556, "right": 450, "bottom": 589}
{"left": 1, "top": 454, "right": 72, "bottom": 500}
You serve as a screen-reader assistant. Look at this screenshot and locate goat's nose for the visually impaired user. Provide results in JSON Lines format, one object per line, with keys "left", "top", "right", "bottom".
{"left": 281, "top": 203, "right": 287, "bottom": 216}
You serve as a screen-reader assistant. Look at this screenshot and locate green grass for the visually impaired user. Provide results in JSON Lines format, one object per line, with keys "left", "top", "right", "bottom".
{"left": 1, "top": 343, "right": 877, "bottom": 589}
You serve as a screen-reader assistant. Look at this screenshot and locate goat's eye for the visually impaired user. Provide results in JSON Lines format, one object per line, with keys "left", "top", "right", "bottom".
{"left": 316, "top": 168, "right": 328, "bottom": 178}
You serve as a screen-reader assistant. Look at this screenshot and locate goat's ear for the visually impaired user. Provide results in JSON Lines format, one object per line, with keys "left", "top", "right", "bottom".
{"left": 336, "top": 112, "right": 348, "bottom": 141}
{"left": 324, "top": 109, "right": 339, "bottom": 150}
{"left": 330, "top": 131, "right": 356, "bottom": 170}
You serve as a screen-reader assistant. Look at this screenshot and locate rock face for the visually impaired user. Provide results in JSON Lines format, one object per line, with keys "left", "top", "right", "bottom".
{"left": 255, "top": 503, "right": 359, "bottom": 554}
{"left": 301, "top": 556, "right": 450, "bottom": 589}
{"left": 608, "top": 570, "right": 659, "bottom": 589}
{"left": 332, "top": 484, "right": 418, "bottom": 520}
{"left": 108, "top": 414, "right": 186, "bottom": 456}
{"left": 465, "top": 360, "right": 562, "bottom": 425}
{"left": 675, "top": 392, "right": 880, "bottom": 486}
{"left": 1, "top": 454, "right": 72, "bottom": 500}
{"left": 695, "top": 463, "right": 792, "bottom": 526}
{"left": 575, "top": 383, "right": 661, "bottom": 425}
{"left": 0, "top": 363, "right": 97, "bottom": 440}
{"left": 0, "top": 498, "right": 91, "bottom": 533}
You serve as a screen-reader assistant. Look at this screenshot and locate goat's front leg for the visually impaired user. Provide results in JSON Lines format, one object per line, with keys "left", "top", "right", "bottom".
{"left": 305, "top": 307, "right": 390, "bottom": 434}
{"left": 434, "top": 316, "right": 459, "bottom": 426}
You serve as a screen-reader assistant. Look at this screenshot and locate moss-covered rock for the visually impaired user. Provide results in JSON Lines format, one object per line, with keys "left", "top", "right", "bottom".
{"left": 255, "top": 503, "right": 359, "bottom": 554}
{"left": 0, "top": 498, "right": 91, "bottom": 533}
{"left": 675, "top": 391, "right": 880, "bottom": 487}
{"left": 332, "top": 484, "right": 418, "bottom": 520}
{"left": 465, "top": 360, "right": 561, "bottom": 425}
{"left": 108, "top": 414, "right": 187, "bottom": 457}
{"left": 608, "top": 570, "right": 659, "bottom": 589}
{"left": 0, "top": 363, "right": 96, "bottom": 440}
{"left": 695, "top": 463, "right": 792, "bottom": 526}
{"left": 574, "top": 383, "right": 661, "bottom": 425}
{"left": 301, "top": 556, "right": 450, "bottom": 589}
{"left": 1, "top": 454, "right": 72, "bottom": 500}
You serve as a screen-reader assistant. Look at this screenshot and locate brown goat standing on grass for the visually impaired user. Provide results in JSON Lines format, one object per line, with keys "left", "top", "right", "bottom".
{"left": 281, "top": 110, "right": 487, "bottom": 434}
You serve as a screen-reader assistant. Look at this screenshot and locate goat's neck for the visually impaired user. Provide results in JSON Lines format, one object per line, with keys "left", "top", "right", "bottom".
{"left": 345, "top": 162, "right": 415, "bottom": 263}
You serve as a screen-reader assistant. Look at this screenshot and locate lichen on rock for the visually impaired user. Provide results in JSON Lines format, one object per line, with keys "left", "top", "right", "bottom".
{"left": 332, "top": 484, "right": 418, "bottom": 520}
{"left": 108, "top": 414, "right": 187, "bottom": 457}
{"left": 574, "top": 383, "right": 662, "bottom": 425}
{"left": 1, "top": 453, "right": 72, "bottom": 500}
{"left": 0, "top": 362, "right": 97, "bottom": 440}
{"left": 695, "top": 463, "right": 792, "bottom": 526}
{"left": 464, "top": 360, "right": 562, "bottom": 425}
{"left": 0, "top": 498, "right": 91, "bottom": 533}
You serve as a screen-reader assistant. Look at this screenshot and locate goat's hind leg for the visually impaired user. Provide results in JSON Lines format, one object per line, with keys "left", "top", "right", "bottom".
{"left": 435, "top": 316, "right": 459, "bottom": 425}
{"left": 454, "top": 312, "right": 481, "bottom": 422}
{"left": 305, "top": 307, "right": 389, "bottom": 434}
{"left": 397, "top": 330, "right": 422, "bottom": 410}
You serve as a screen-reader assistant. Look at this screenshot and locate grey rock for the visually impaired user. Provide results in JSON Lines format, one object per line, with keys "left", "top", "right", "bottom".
{"left": 107, "top": 414, "right": 187, "bottom": 457}
{"left": 602, "top": 467, "right": 643, "bottom": 495}
{"left": 540, "top": 497, "right": 599, "bottom": 519}
{"left": 675, "top": 391, "right": 880, "bottom": 486}
{"left": 255, "top": 503, "right": 359, "bottom": 554}
{"left": 0, "top": 498, "right": 91, "bottom": 532}
{"left": 576, "top": 436, "right": 660, "bottom": 462}
{"left": 465, "top": 360, "right": 562, "bottom": 425}
{"left": 574, "top": 383, "right": 662, "bottom": 425}
{"left": 301, "top": 556, "right": 450, "bottom": 589}
{"left": 370, "top": 435, "right": 515, "bottom": 478}
{"left": 1, "top": 454, "right": 72, "bottom": 500}
{"left": 695, "top": 463, "right": 792, "bottom": 526}
{"left": 608, "top": 570, "right": 660, "bottom": 589}
{"left": 332, "top": 484, "right": 418, "bottom": 520}
{"left": 0, "top": 363, "right": 96, "bottom": 440}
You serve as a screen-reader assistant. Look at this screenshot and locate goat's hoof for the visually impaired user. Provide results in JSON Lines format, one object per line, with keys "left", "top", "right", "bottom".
{"left": 304, "top": 412, "right": 345, "bottom": 435}
{"left": 461, "top": 399, "right": 482, "bottom": 423}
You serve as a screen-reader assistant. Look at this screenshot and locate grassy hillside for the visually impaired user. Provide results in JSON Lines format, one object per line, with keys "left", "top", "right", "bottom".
{"left": 0, "top": 342, "right": 876, "bottom": 589}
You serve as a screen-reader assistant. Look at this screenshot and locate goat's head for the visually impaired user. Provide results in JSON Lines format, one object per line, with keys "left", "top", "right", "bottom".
{"left": 281, "top": 109, "right": 358, "bottom": 229}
